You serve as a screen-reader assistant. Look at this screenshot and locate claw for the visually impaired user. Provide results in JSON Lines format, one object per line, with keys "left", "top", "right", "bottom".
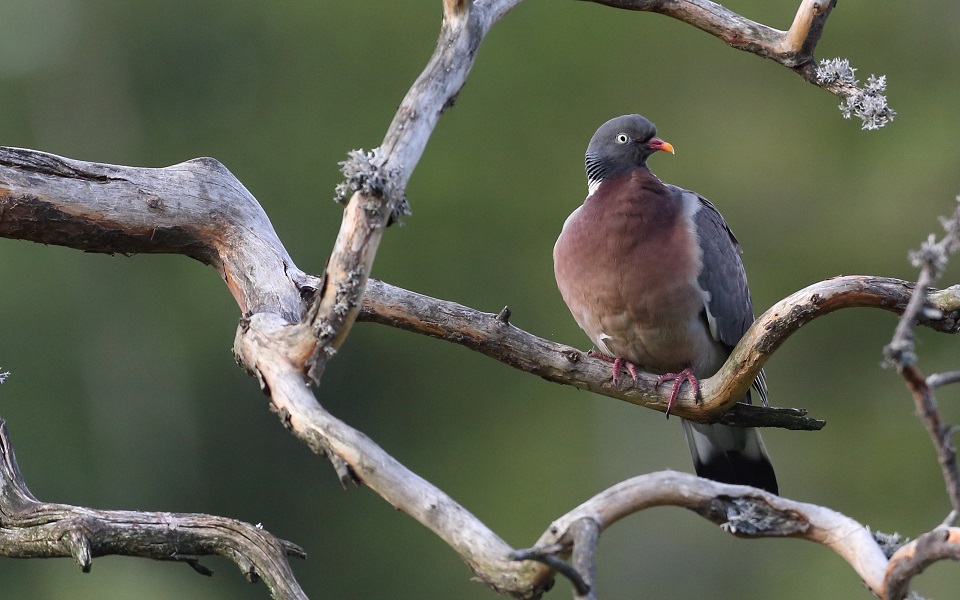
{"left": 654, "top": 367, "right": 700, "bottom": 418}
{"left": 588, "top": 350, "right": 639, "bottom": 387}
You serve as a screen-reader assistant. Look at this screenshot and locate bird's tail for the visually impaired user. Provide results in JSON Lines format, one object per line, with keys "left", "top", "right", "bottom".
{"left": 680, "top": 419, "right": 778, "bottom": 494}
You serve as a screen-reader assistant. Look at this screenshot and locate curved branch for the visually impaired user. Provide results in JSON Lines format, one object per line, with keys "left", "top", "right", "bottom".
{"left": 528, "top": 471, "right": 890, "bottom": 598}
{"left": 0, "top": 419, "right": 307, "bottom": 599}
{"left": 584, "top": 2, "right": 833, "bottom": 89}
{"left": 359, "top": 276, "right": 960, "bottom": 424}
{"left": 583, "top": 0, "right": 893, "bottom": 128}
{"left": 586, "top": 0, "right": 825, "bottom": 60}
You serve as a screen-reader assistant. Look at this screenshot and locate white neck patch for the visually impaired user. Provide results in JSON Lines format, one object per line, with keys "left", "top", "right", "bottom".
{"left": 587, "top": 178, "right": 602, "bottom": 197}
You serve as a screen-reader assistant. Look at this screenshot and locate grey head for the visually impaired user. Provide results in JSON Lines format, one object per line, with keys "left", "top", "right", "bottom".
{"left": 585, "top": 114, "right": 675, "bottom": 191}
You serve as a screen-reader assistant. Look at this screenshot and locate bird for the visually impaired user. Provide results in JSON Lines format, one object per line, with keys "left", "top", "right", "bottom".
{"left": 553, "top": 114, "right": 778, "bottom": 494}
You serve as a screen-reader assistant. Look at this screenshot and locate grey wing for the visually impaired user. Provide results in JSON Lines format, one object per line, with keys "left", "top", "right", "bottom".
{"left": 690, "top": 193, "right": 753, "bottom": 346}
{"left": 670, "top": 185, "right": 768, "bottom": 406}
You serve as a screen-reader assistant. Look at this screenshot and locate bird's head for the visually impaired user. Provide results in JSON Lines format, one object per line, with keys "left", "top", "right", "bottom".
{"left": 585, "top": 114, "right": 675, "bottom": 188}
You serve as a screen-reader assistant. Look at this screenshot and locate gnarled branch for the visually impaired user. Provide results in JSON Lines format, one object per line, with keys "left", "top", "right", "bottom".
{"left": 0, "top": 419, "right": 307, "bottom": 599}
{"left": 583, "top": 0, "right": 894, "bottom": 128}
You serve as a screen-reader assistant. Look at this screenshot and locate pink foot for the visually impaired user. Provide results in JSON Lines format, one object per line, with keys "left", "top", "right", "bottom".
{"left": 588, "top": 350, "right": 639, "bottom": 387}
{"left": 655, "top": 367, "right": 701, "bottom": 418}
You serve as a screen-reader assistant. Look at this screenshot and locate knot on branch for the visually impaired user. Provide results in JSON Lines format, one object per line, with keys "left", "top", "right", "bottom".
{"left": 334, "top": 147, "right": 411, "bottom": 225}
{"left": 816, "top": 58, "right": 896, "bottom": 130}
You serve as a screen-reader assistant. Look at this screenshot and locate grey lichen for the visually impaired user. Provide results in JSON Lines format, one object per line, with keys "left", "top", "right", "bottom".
{"left": 719, "top": 497, "right": 805, "bottom": 536}
{"left": 872, "top": 529, "right": 907, "bottom": 559}
{"left": 816, "top": 58, "right": 896, "bottom": 130}
{"left": 334, "top": 147, "right": 412, "bottom": 225}
{"left": 909, "top": 196, "right": 960, "bottom": 275}
{"left": 332, "top": 268, "right": 364, "bottom": 317}
{"left": 815, "top": 57, "right": 858, "bottom": 85}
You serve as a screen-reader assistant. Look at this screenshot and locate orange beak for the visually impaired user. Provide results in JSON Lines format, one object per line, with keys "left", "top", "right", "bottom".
{"left": 649, "top": 138, "right": 675, "bottom": 154}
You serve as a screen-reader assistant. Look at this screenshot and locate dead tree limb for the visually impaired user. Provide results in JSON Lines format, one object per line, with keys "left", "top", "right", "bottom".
{"left": 0, "top": 0, "right": 934, "bottom": 598}
{"left": 0, "top": 419, "right": 307, "bottom": 599}
{"left": 520, "top": 470, "right": 908, "bottom": 599}
{"left": 583, "top": 0, "right": 895, "bottom": 129}
{"left": 359, "top": 276, "right": 959, "bottom": 423}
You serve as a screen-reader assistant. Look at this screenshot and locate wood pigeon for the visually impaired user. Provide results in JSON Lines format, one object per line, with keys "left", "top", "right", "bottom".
{"left": 553, "top": 114, "right": 778, "bottom": 494}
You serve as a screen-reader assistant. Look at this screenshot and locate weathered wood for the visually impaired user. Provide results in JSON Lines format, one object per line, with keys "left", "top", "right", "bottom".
{"left": 530, "top": 471, "right": 890, "bottom": 598}
{"left": 0, "top": 148, "right": 318, "bottom": 323}
{"left": 303, "top": 0, "right": 525, "bottom": 381}
{"left": 359, "top": 276, "right": 959, "bottom": 423}
{"left": 0, "top": 420, "right": 308, "bottom": 599}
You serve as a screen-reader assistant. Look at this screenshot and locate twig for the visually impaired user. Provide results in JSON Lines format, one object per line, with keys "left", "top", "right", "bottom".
{"left": 0, "top": 419, "right": 308, "bottom": 599}
{"left": 899, "top": 363, "right": 960, "bottom": 517}
{"left": 876, "top": 201, "right": 960, "bottom": 597}
{"left": 884, "top": 201, "right": 960, "bottom": 519}
{"left": 928, "top": 371, "right": 960, "bottom": 390}
{"left": 510, "top": 546, "right": 588, "bottom": 596}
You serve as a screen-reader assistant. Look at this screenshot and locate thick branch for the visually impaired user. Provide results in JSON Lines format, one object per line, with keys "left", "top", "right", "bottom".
{"left": 0, "top": 419, "right": 307, "bottom": 599}
{"left": 0, "top": 148, "right": 319, "bottom": 323}
{"left": 233, "top": 312, "right": 554, "bottom": 599}
{"left": 360, "top": 276, "right": 960, "bottom": 424}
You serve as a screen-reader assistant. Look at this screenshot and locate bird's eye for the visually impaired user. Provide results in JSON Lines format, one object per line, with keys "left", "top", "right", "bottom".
{"left": 615, "top": 133, "right": 629, "bottom": 144}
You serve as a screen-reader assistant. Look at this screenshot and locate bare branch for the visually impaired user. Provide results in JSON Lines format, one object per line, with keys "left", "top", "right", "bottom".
{"left": 583, "top": 0, "right": 894, "bottom": 128}
{"left": 0, "top": 148, "right": 318, "bottom": 323}
{"left": 928, "top": 371, "right": 960, "bottom": 390}
{"left": 301, "top": 0, "right": 524, "bottom": 381}
{"left": 0, "top": 419, "right": 307, "bottom": 599}
{"left": 884, "top": 200, "right": 960, "bottom": 526}
{"left": 232, "top": 312, "right": 554, "bottom": 599}
{"left": 526, "top": 471, "right": 890, "bottom": 598}
{"left": 360, "top": 276, "right": 959, "bottom": 424}
{"left": 4, "top": 133, "right": 960, "bottom": 595}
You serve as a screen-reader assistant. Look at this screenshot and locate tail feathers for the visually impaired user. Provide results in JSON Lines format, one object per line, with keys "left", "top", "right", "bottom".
{"left": 681, "top": 419, "right": 778, "bottom": 495}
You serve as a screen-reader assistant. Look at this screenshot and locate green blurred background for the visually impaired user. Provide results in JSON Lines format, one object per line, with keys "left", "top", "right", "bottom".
{"left": 0, "top": 1, "right": 958, "bottom": 598}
